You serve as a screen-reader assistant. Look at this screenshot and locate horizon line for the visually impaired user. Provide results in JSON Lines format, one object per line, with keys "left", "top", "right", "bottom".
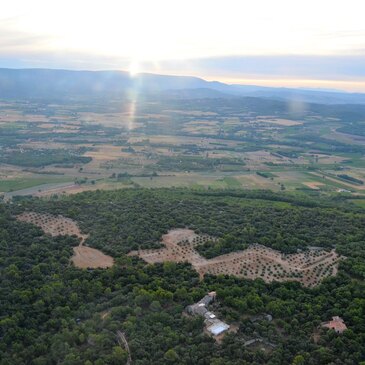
{"left": 1, "top": 66, "right": 364, "bottom": 94}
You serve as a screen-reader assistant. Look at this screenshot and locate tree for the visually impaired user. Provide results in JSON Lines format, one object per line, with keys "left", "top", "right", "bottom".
{"left": 292, "top": 355, "right": 305, "bottom": 365}
{"left": 164, "top": 349, "right": 179, "bottom": 363}
{"left": 110, "top": 346, "right": 128, "bottom": 365}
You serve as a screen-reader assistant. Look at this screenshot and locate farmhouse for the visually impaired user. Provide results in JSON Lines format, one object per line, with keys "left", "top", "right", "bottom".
{"left": 186, "top": 291, "right": 230, "bottom": 336}
{"left": 322, "top": 316, "right": 347, "bottom": 334}
{"left": 186, "top": 292, "right": 215, "bottom": 313}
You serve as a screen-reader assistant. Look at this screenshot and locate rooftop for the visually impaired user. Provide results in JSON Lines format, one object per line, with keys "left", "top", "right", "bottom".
{"left": 186, "top": 292, "right": 230, "bottom": 337}
{"left": 322, "top": 316, "right": 347, "bottom": 334}
{"left": 207, "top": 321, "right": 230, "bottom": 336}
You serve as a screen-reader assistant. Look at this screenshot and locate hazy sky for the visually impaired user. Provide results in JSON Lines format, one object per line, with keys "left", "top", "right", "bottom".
{"left": 1, "top": 0, "right": 365, "bottom": 91}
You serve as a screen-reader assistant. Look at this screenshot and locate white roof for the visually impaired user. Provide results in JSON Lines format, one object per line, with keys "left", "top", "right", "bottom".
{"left": 207, "top": 322, "right": 230, "bottom": 336}
{"left": 204, "top": 311, "right": 216, "bottom": 319}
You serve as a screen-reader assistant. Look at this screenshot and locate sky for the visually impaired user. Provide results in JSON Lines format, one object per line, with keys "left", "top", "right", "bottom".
{"left": 1, "top": 0, "right": 365, "bottom": 91}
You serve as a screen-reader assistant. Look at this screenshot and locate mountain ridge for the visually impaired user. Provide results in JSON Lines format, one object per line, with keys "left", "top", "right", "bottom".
{"left": 1, "top": 67, "right": 365, "bottom": 104}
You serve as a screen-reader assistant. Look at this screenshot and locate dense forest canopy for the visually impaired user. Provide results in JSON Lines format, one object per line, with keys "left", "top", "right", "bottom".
{"left": 1, "top": 188, "right": 365, "bottom": 365}
{"left": 13, "top": 189, "right": 365, "bottom": 258}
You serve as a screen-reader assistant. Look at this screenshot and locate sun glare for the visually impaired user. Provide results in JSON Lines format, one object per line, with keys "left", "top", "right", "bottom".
{"left": 1, "top": 0, "right": 365, "bottom": 90}
{"left": 129, "top": 62, "right": 140, "bottom": 77}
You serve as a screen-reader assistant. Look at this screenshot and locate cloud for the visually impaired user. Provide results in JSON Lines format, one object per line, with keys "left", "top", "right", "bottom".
{"left": 0, "top": 24, "right": 50, "bottom": 53}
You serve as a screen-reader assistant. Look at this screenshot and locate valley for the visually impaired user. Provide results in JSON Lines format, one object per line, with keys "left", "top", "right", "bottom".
{"left": 1, "top": 96, "right": 365, "bottom": 198}
{"left": 1, "top": 71, "right": 365, "bottom": 365}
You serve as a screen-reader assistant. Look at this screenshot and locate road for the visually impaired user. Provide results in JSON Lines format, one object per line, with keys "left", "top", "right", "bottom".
{"left": 116, "top": 330, "right": 132, "bottom": 365}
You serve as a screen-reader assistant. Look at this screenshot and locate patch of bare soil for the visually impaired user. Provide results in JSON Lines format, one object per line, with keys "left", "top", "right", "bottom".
{"left": 312, "top": 329, "right": 321, "bottom": 344}
{"left": 34, "top": 183, "right": 102, "bottom": 197}
{"left": 257, "top": 118, "right": 302, "bottom": 126}
{"left": 129, "top": 229, "right": 342, "bottom": 287}
{"left": 303, "top": 182, "right": 325, "bottom": 190}
{"left": 16, "top": 211, "right": 114, "bottom": 269}
{"left": 72, "top": 245, "right": 114, "bottom": 269}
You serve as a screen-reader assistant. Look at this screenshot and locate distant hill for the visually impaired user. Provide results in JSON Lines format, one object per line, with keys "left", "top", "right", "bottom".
{"left": 1, "top": 68, "right": 365, "bottom": 104}
{"left": 0, "top": 68, "right": 223, "bottom": 99}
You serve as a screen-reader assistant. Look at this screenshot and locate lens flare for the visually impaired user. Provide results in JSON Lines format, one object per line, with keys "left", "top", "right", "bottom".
{"left": 127, "top": 99, "right": 136, "bottom": 130}
{"left": 129, "top": 62, "right": 140, "bottom": 77}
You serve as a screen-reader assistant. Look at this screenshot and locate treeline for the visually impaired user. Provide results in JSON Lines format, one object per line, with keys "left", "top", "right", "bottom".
{"left": 156, "top": 156, "right": 245, "bottom": 172}
{"left": 0, "top": 148, "right": 91, "bottom": 167}
{"left": 256, "top": 172, "right": 276, "bottom": 179}
{"left": 337, "top": 174, "right": 364, "bottom": 185}
{"left": 285, "top": 134, "right": 365, "bottom": 154}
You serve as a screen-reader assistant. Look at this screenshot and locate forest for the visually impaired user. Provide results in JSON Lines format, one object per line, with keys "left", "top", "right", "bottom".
{"left": 337, "top": 122, "right": 365, "bottom": 137}
{"left": 0, "top": 189, "right": 364, "bottom": 364}
{"left": 0, "top": 148, "right": 91, "bottom": 168}
{"left": 13, "top": 189, "right": 365, "bottom": 258}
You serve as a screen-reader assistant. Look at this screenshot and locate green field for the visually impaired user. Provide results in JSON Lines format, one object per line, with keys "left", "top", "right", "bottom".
{"left": 0, "top": 176, "right": 72, "bottom": 192}
{"left": 350, "top": 199, "right": 365, "bottom": 208}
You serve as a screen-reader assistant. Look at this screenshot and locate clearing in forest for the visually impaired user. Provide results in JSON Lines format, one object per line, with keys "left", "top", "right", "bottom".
{"left": 16, "top": 211, "right": 114, "bottom": 269}
{"left": 129, "top": 228, "right": 342, "bottom": 287}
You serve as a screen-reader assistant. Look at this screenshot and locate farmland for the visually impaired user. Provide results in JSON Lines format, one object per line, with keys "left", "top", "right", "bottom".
{"left": 19, "top": 212, "right": 342, "bottom": 286}
{"left": 129, "top": 228, "right": 341, "bottom": 287}
{"left": 17, "top": 211, "right": 114, "bottom": 269}
{"left": 0, "top": 96, "right": 365, "bottom": 198}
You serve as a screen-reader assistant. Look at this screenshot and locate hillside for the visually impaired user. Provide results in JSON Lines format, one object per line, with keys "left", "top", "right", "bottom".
{"left": 1, "top": 189, "right": 364, "bottom": 364}
{"left": 2, "top": 68, "right": 365, "bottom": 104}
